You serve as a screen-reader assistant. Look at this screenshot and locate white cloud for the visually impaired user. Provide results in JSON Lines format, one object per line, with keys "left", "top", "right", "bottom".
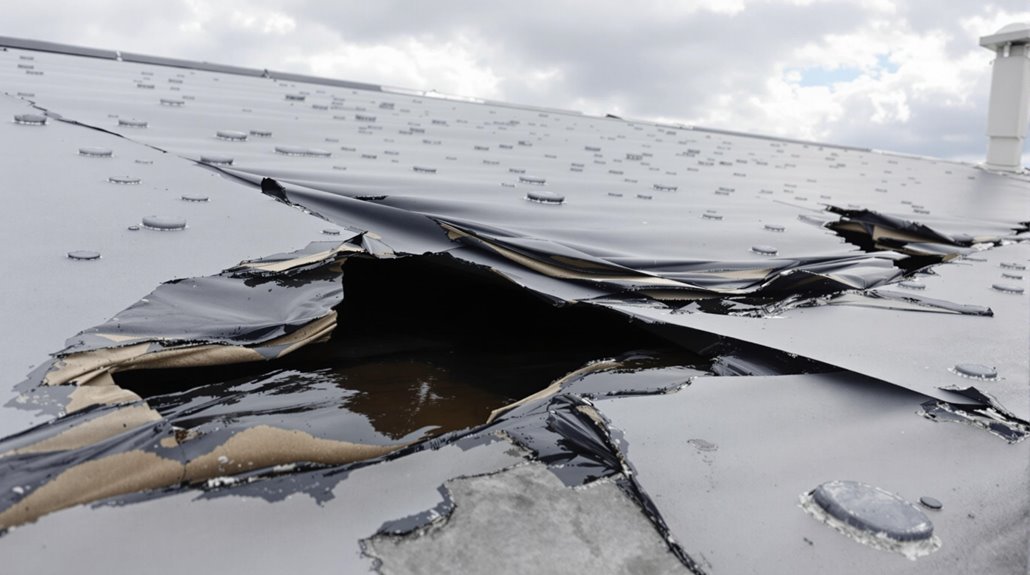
{"left": 293, "top": 35, "right": 502, "bottom": 99}
{"left": 229, "top": 10, "right": 296, "bottom": 35}
{"left": 178, "top": 1, "right": 297, "bottom": 38}
{"left": 661, "top": 3, "right": 1029, "bottom": 159}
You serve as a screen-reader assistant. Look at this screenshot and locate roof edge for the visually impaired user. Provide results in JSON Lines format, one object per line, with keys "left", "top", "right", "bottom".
{"left": 1, "top": 35, "right": 984, "bottom": 165}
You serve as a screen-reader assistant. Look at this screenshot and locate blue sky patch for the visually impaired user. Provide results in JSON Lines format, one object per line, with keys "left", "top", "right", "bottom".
{"left": 876, "top": 53, "right": 899, "bottom": 74}
{"left": 790, "top": 53, "right": 896, "bottom": 87}
{"left": 792, "top": 66, "right": 862, "bottom": 87}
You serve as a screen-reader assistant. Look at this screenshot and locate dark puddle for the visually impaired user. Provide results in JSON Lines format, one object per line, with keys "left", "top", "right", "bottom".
{"left": 117, "top": 254, "right": 678, "bottom": 443}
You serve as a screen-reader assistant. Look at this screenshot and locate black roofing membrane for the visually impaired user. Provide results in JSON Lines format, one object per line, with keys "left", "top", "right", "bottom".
{"left": 0, "top": 39, "right": 1027, "bottom": 574}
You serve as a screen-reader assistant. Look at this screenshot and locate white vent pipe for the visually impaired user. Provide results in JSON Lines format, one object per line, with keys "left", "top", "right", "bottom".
{"left": 981, "top": 23, "right": 1030, "bottom": 172}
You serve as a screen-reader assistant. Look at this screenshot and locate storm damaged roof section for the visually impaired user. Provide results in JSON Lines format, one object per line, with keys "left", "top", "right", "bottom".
{"left": 597, "top": 372, "right": 1028, "bottom": 572}
{"left": 0, "top": 38, "right": 1027, "bottom": 574}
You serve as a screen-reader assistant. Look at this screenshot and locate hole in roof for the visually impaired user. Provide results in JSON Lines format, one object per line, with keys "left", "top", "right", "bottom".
{"left": 114, "top": 255, "right": 682, "bottom": 441}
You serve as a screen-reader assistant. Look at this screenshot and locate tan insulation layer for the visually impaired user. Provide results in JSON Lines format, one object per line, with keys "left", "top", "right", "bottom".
{"left": 487, "top": 359, "right": 620, "bottom": 423}
{"left": 43, "top": 312, "right": 338, "bottom": 414}
{"left": 870, "top": 224, "right": 947, "bottom": 244}
{"left": 66, "top": 383, "right": 142, "bottom": 413}
{"left": 45, "top": 343, "right": 153, "bottom": 387}
{"left": 441, "top": 223, "right": 685, "bottom": 287}
{"left": 0, "top": 451, "right": 184, "bottom": 530}
{"left": 183, "top": 425, "right": 402, "bottom": 481}
{"left": 0, "top": 423, "right": 405, "bottom": 530}
{"left": 48, "top": 312, "right": 339, "bottom": 386}
{"left": 239, "top": 244, "right": 359, "bottom": 273}
{"left": 1, "top": 405, "right": 162, "bottom": 457}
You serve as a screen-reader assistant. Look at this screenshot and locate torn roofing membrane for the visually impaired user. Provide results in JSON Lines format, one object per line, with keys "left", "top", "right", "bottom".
{"left": 0, "top": 38, "right": 1027, "bottom": 574}
{"left": 63, "top": 242, "right": 351, "bottom": 355}
{"left": 598, "top": 372, "right": 1028, "bottom": 573}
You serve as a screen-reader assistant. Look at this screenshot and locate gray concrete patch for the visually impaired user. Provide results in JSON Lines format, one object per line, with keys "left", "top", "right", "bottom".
{"left": 363, "top": 463, "right": 688, "bottom": 574}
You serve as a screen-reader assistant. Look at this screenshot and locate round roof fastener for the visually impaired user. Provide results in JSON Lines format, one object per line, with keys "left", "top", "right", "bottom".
{"left": 14, "top": 113, "right": 46, "bottom": 126}
{"left": 141, "top": 216, "right": 187, "bottom": 231}
{"left": 953, "top": 363, "right": 998, "bottom": 380}
{"left": 812, "top": 480, "right": 934, "bottom": 542}
{"left": 919, "top": 496, "right": 943, "bottom": 510}
{"left": 322, "top": 229, "right": 341, "bottom": 236}
{"left": 275, "top": 145, "right": 307, "bottom": 156}
{"left": 67, "top": 250, "right": 100, "bottom": 261}
{"left": 526, "top": 190, "right": 565, "bottom": 205}
{"left": 275, "top": 145, "right": 331, "bottom": 157}
{"left": 992, "top": 283, "right": 1024, "bottom": 295}
{"left": 216, "top": 130, "right": 247, "bottom": 141}
{"left": 181, "top": 195, "right": 209, "bottom": 202}
{"left": 200, "top": 155, "right": 234, "bottom": 166}
{"left": 108, "top": 176, "right": 141, "bottom": 185}
{"left": 752, "top": 245, "right": 778, "bottom": 256}
{"left": 118, "top": 119, "right": 148, "bottom": 128}
{"left": 79, "top": 147, "right": 113, "bottom": 158}
{"left": 764, "top": 224, "right": 785, "bottom": 232}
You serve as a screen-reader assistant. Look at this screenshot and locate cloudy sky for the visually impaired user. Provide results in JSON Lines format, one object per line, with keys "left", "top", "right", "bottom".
{"left": 5, "top": 1, "right": 1029, "bottom": 163}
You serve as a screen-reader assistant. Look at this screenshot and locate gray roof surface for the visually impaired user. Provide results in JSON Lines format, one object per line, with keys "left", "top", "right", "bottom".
{"left": 0, "top": 37, "right": 1027, "bottom": 574}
